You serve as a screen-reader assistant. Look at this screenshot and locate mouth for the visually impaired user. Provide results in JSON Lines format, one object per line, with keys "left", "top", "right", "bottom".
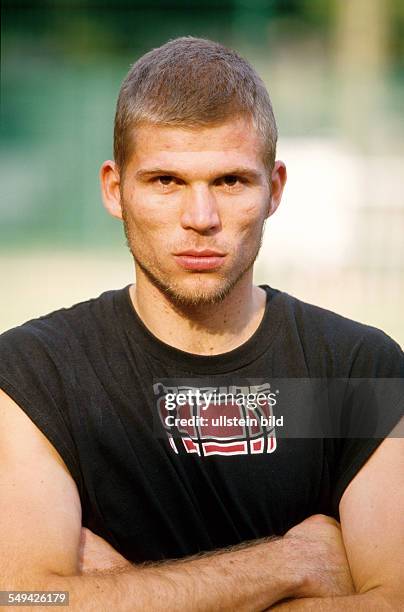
{"left": 173, "top": 250, "right": 226, "bottom": 271}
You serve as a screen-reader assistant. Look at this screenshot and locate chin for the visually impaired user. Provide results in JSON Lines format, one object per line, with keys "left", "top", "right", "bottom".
{"left": 134, "top": 253, "right": 253, "bottom": 308}
{"left": 152, "top": 270, "right": 239, "bottom": 307}
{"left": 164, "top": 275, "right": 236, "bottom": 307}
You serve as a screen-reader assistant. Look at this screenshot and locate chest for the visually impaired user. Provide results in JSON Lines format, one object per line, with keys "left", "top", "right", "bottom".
{"left": 76, "top": 401, "right": 329, "bottom": 561}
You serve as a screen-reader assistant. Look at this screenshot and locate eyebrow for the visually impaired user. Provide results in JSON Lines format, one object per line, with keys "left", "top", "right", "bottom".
{"left": 134, "top": 167, "right": 263, "bottom": 182}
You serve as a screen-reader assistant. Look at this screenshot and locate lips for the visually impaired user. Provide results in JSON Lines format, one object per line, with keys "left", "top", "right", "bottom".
{"left": 174, "top": 249, "right": 226, "bottom": 271}
{"left": 176, "top": 249, "right": 225, "bottom": 257}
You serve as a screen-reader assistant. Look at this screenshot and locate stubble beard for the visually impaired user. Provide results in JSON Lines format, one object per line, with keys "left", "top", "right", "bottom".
{"left": 121, "top": 204, "right": 267, "bottom": 308}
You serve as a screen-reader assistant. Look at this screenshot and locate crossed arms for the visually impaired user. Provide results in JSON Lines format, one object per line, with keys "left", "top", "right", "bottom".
{"left": 1, "top": 388, "right": 403, "bottom": 611}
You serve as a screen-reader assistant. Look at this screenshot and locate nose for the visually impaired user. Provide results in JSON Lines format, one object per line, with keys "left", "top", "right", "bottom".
{"left": 180, "top": 185, "right": 221, "bottom": 233}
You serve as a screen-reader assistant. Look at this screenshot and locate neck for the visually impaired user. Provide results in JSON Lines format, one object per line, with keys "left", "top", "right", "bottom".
{"left": 129, "top": 270, "right": 267, "bottom": 356}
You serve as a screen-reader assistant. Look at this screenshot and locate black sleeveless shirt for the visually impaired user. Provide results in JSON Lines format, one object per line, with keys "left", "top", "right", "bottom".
{"left": 0, "top": 284, "right": 402, "bottom": 562}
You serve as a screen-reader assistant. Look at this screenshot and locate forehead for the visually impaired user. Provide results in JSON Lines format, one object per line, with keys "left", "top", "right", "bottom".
{"left": 126, "top": 116, "right": 266, "bottom": 175}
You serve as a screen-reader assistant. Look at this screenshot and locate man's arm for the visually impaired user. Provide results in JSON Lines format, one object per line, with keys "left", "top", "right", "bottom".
{"left": 0, "top": 389, "right": 353, "bottom": 612}
{"left": 271, "top": 434, "right": 404, "bottom": 610}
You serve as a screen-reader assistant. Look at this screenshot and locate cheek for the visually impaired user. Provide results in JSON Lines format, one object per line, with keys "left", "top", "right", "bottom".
{"left": 226, "top": 201, "right": 267, "bottom": 236}
{"left": 242, "top": 193, "right": 269, "bottom": 217}
{"left": 124, "top": 197, "right": 172, "bottom": 234}
{"left": 122, "top": 198, "right": 177, "bottom": 262}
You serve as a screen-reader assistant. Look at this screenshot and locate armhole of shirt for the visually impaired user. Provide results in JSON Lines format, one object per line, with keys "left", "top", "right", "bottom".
{"left": 331, "top": 437, "right": 385, "bottom": 520}
{"left": 0, "top": 373, "right": 85, "bottom": 500}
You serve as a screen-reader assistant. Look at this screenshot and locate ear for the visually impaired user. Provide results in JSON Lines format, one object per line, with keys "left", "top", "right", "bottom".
{"left": 100, "top": 160, "right": 123, "bottom": 220}
{"left": 266, "top": 160, "right": 287, "bottom": 218}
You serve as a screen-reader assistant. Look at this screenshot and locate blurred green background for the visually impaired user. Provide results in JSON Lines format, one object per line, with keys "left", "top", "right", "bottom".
{"left": 1, "top": 0, "right": 404, "bottom": 345}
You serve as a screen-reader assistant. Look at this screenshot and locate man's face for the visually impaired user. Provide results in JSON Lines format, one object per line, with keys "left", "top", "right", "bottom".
{"left": 118, "top": 116, "right": 275, "bottom": 306}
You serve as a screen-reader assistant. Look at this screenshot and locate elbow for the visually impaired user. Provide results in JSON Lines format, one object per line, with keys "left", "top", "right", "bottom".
{"left": 9, "top": 568, "right": 76, "bottom": 592}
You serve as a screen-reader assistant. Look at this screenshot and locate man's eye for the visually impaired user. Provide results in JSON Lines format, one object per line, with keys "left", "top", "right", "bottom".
{"left": 156, "top": 175, "right": 175, "bottom": 186}
{"left": 222, "top": 175, "right": 242, "bottom": 187}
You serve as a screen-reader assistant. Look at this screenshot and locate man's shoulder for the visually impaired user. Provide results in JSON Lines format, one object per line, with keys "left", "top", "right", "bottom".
{"left": 283, "top": 290, "right": 392, "bottom": 342}
{"left": 273, "top": 288, "right": 403, "bottom": 375}
{"left": 0, "top": 285, "right": 128, "bottom": 351}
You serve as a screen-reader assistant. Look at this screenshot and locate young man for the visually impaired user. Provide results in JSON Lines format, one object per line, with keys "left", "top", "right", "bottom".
{"left": 1, "top": 37, "right": 403, "bottom": 611}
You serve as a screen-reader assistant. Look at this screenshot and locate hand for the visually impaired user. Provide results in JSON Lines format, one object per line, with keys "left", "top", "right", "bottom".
{"left": 284, "top": 514, "right": 355, "bottom": 600}
{"left": 78, "top": 527, "right": 133, "bottom": 575}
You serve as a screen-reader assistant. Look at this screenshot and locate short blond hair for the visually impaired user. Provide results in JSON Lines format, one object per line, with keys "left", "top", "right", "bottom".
{"left": 114, "top": 36, "right": 278, "bottom": 174}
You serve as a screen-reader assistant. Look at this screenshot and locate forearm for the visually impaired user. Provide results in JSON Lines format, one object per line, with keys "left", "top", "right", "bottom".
{"left": 28, "top": 536, "right": 303, "bottom": 612}
{"left": 270, "top": 587, "right": 400, "bottom": 611}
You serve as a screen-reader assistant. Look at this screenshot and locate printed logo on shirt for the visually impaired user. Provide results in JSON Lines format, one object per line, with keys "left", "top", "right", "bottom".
{"left": 153, "top": 382, "right": 278, "bottom": 457}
